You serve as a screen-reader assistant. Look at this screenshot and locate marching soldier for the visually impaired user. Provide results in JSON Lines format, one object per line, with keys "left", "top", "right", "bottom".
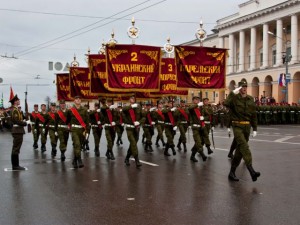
{"left": 55, "top": 99, "right": 69, "bottom": 161}
{"left": 82, "top": 103, "right": 91, "bottom": 152}
{"left": 30, "top": 104, "right": 40, "bottom": 149}
{"left": 36, "top": 104, "right": 49, "bottom": 152}
{"left": 47, "top": 103, "right": 58, "bottom": 157}
{"left": 101, "top": 98, "right": 117, "bottom": 160}
{"left": 162, "top": 100, "right": 177, "bottom": 156}
{"left": 175, "top": 100, "right": 189, "bottom": 152}
{"left": 115, "top": 103, "right": 124, "bottom": 146}
{"left": 10, "top": 94, "right": 31, "bottom": 170}
{"left": 224, "top": 80, "right": 260, "bottom": 182}
{"left": 188, "top": 96, "right": 207, "bottom": 162}
{"left": 89, "top": 102, "right": 103, "bottom": 157}
{"left": 201, "top": 98, "right": 214, "bottom": 155}
{"left": 141, "top": 101, "right": 155, "bottom": 152}
{"left": 122, "top": 95, "right": 144, "bottom": 167}
{"left": 153, "top": 100, "right": 166, "bottom": 147}
{"left": 66, "top": 96, "right": 89, "bottom": 168}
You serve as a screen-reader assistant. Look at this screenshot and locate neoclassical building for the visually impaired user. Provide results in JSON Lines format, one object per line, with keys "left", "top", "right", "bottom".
{"left": 184, "top": 0, "right": 300, "bottom": 104}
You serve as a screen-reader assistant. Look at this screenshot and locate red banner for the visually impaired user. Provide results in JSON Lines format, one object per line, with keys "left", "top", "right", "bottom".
{"left": 106, "top": 44, "right": 161, "bottom": 92}
{"left": 56, "top": 73, "right": 72, "bottom": 101}
{"left": 69, "top": 67, "right": 98, "bottom": 99}
{"left": 175, "top": 46, "right": 226, "bottom": 89}
{"left": 150, "top": 58, "right": 188, "bottom": 97}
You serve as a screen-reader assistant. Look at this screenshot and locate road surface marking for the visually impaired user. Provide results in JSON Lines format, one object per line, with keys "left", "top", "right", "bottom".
{"left": 130, "top": 159, "right": 159, "bottom": 166}
{"left": 274, "top": 136, "right": 294, "bottom": 142}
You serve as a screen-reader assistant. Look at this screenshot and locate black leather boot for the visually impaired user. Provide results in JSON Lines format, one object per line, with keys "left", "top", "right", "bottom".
{"left": 12, "top": 154, "right": 25, "bottom": 170}
{"left": 124, "top": 151, "right": 131, "bottom": 166}
{"left": 142, "top": 135, "right": 145, "bottom": 144}
{"left": 155, "top": 136, "right": 160, "bottom": 147}
{"left": 60, "top": 152, "right": 66, "bottom": 161}
{"left": 51, "top": 146, "right": 57, "bottom": 157}
{"left": 207, "top": 146, "right": 213, "bottom": 155}
{"left": 190, "top": 150, "right": 198, "bottom": 162}
{"left": 110, "top": 150, "right": 115, "bottom": 160}
{"left": 162, "top": 139, "right": 166, "bottom": 147}
{"left": 228, "top": 166, "right": 239, "bottom": 181}
{"left": 228, "top": 146, "right": 235, "bottom": 159}
{"left": 247, "top": 164, "right": 260, "bottom": 182}
{"left": 72, "top": 157, "right": 78, "bottom": 169}
{"left": 171, "top": 145, "right": 176, "bottom": 155}
{"left": 183, "top": 143, "right": 187, "bottom": 152}
{"left": 33, "top": 142, "right": 38, "bottom": 149}
{"left": 41, "top": 144, "right": 46, "bottom": 152}
{"left": 105, "top": 150, "right": 111, "bottom": 160}
{"left": 95, "top": 148, "right": 100, "bottom": 157}
{"left": 134, "top": 156, "right": 142, "bottom": 168}
{"left": 199, "top": 151, "right": 207, "bottom": 161}
{"left": 148, "top": 144, "right": 153, "bottom": 152}
{"left": 177, "top": 139, "right": 182, "bottom": 151}
{"left": 77, "top": 157, "right": 84, "bottom": 168}
{"left": 144, "top": 144, "right": 149, "bottom": 152}
{"left": 164, "top": 143, "right": 171, "bottom": 156}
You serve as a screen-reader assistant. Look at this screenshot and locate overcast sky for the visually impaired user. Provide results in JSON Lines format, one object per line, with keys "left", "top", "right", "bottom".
{"left": 0, "top": 0, "right": 245, "bottom": 110}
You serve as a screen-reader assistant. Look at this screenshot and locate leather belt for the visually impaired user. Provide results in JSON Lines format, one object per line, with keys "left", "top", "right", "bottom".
{"left": 192, "top": 124, "right": 201, "bottom": 127}
{"left": 180, "top": 121, "right": 188, "bottom": 124}
{"left": 157, "top": 120, "right": 164, "bottom": 124}
{"left": 72, "top": 124, "right": 83, "bottom": 128}
{"left": 48, "top": 125, "right": 55, "bottom": 128}
{"left": 204, "top": 121, "right": 210, "bottom": 124}
{"left": 232, "top": 121, "right": 250, "bottom": 125}
{"left": 58, "top": 125, "right": 68, "bottom": 128}
{"left": 125, "top": 124, "right": 135, "bottom": 128}
{"left": 164, "top": 122, "right": 172, "bottom": 125}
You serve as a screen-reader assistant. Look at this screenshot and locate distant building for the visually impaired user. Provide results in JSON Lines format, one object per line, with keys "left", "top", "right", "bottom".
{"left": 183, "top": 0, "right": 300, "bottom": 104}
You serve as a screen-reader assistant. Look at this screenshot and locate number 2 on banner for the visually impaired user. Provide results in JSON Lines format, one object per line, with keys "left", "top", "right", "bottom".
{"left": 131, "top": 52, "right": 138, "bottom": 61}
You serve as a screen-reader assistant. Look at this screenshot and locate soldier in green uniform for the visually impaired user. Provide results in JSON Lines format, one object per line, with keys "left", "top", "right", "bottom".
{"left": 141, "top": 102, "right": 155, "bottom": 152}
{"left": 115, "top": 103, "right": 124, "bottom": 146}
{"left": 154, "top": 100, "right": 166, "bottom": 147}
{"left": 122, "top": 95, "right": 144, "bottom": 167}
{"left": 101, "top": 98, "right": 117, "bottom": 160}
{"left": 47, "top": 103, "right": 58, "bottom": 157}
{"left": 30, "top": 104, "right": 40, "bottom": 149}
{"left": 218, "top": 102, "right": 227, "bottom": 128}
{"left": 66, "top": 96, "right": 89, "bottom": 168}
{"left": 36, "top": 104, "right": 49, "bottom": 152}
{"left": 162, "top": 100, "right": 178, "bottom": 156}
{"left": 89, "top": 102, "right": 103, "bottom": 157}
{"left": 55, "top": 99, "right": 69, "bottom": 161}
{"left": 224, "top": 81, "right": 260, "bottom": 182}
{"left": 10, "top": 94, "right": 31, "bottom": 170}
{"left": 201, "top": 98, "right": 214, "bottom": 155}
{"left": 175, "top": 100, "right": 189, "bottom": 152}
{"left": 188, "top": 96, "right": 207, "bottom": 162}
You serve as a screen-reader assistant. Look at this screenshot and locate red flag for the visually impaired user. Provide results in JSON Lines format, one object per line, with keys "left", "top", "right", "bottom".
{"left": 9, "top": 85, "right": 15, "bottom": 101}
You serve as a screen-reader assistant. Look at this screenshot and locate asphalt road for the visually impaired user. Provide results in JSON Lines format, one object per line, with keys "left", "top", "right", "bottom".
{"left": 0, "top": 125, "right": 299, "bottom": 225}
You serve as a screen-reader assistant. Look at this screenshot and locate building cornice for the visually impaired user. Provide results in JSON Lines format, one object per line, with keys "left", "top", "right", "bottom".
{"left": 215, "top": 0, "right": 300, "bottom": 31}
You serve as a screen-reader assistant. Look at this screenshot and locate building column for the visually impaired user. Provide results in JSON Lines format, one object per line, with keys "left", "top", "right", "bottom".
{"left": 218, "top": 37, "right": 224, "bottom": 48}
{"left": 275, "top": 19, "right": 283, "bottom": 66}
{"left": 228, "top": 34, "right": 234, "bottom": 74}
{"left": 262, "top": 23, "right": 269, "bottom": 68}
{"left": 239, "top": 30, "right": 245, "bottom": 72}
{"left": 291, "top": 14, "right": 298, "bottom": 64}
{"left": 249, "top": 27, "right": 256, "bottom": 71}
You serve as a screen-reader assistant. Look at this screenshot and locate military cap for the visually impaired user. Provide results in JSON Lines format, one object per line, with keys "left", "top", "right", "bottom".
{"left": 41, "top": 103, "right": 46, "bottom": 106}
{"left": 129, "top": 94, "right": 135, "bottom": 99}
{"left": 117, "top": 102, "right": 122, "bottom": 107}
{"left": 238, "top": 80, "right": 247, "bottom": 87}
{"left": 192, "top": 96, "right": 200, "bottom": 100}
{"left": 107, "top": 98, "right": 113, "bottom": 103}
{"left": 158, "top": 100, "right": 164, "bottom": 104}
{"left": 59, "top": 99, "right": 65, "bottom": 104}
{"left": 145, "top": 101, "right": 151, "bottom": 106}
{"left": 50, "top": 102, "right": 56, "bottom": 106}
{"left": 180, "top": 100, "right": 186, "bottom": 103}
{"left": 74, "top": 95, "right": 81, "bottom": 99}
{"left": 9, "top": 94, "right": 19, "bottom": 104}
{"left": 203, "top": 97, "right": 209, "bottom": 101}
{"left": 34, "top": 104, "right": 39, "bottom": 107}
{"left": 94, "top": 102, "right": 100, "bottom": 107}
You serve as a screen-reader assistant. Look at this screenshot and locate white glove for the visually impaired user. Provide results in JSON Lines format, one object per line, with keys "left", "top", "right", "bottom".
{"left": 173, "top": 126, "right": 177, "bottom": 131}
{"left": 151, "top": 121, "right": 156, "bottom": 125}
{"left": 97, "top": 121, "right": 101, "bottom": 125}
{"left": 87, "top": 109, "right": 90, "bottom": 112}
{"left": 253, "top": 131, "right": 257, "bottom": 137}
{"left": 34, "top": 129, "right": 37, "bottom": 134}
{"left": 42, "top": 129, "right": 45, "bottom": 134}
{"left": 111, "top": 121, "right": 116, "bottom": 126}
{"left": 26, "top": 120, "right": 31, "bottom": 125}
{"left": 150, "top": 107, "right": 156, "bottom": 112}
{"left": 233, "top": 86, "right": 242, "bottom": 94}
{"left": 96, "top": 109, "right": 100, "bottom": 112}
{"left": 211, "top": 126, "right": 214, "bottom": 131}
{"left": 200, "top": 116, "right": 204, "bottom": 120}
{"left": 55, "top": 132, "right": 58, "bottom": 136}
{"left": 227, "top": 128, "right": 231, "bottom": 133}
{"left": 121, "top": 123, "right": 124, "bottom": 127}
{"left": 171, "top": 107, "right": 177, "bottom": 112}
{"left": 109, "top": 105, "right": 116, "bottom": 109}
{"left": 134, "top": 121, "right": 140, "bottom": 126}
{"left": 198, "top": 102, "right": 203, "bottom": 107}
{"left": 119, "top": 109, "right": 122, "bottom": 112}
{"left": 131, "top": 103, "right": 138, "bottom": 108}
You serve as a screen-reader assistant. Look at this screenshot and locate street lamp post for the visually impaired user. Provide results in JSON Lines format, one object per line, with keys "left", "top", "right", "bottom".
{"left": 268, "top": 29, "right": 292, "bottom": 103}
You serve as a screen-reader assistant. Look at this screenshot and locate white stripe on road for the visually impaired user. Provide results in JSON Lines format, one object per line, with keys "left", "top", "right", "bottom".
{"left": 274, "top": 136, "right": 295, "bottom": 142}
{"left": 130, "top": 159, "right": 159, "bottom": 167}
